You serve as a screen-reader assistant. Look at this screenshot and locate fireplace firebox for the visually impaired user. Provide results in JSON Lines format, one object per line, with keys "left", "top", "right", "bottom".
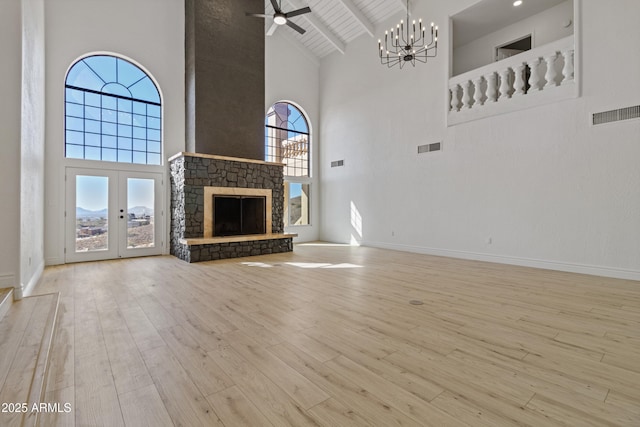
{"left": 214, "top": 195, "right": 266, "bottom": 236}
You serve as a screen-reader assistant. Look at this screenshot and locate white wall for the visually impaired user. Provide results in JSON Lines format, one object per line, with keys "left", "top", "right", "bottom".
{"left": 44, "top": 0, "right": 185, "bottom": 265}
{"left": 265, "top": 31, "right": 321, "bottom": 242}
{"left": 319, "top": 0, "right": 640, "bottom": 279}
{"left": 0, "top": 0, "right": 22, "bottom": 290}
{"left": 20, "top": 0, "right": 46, "bottom": 297}
{"left": 453, "top": 0, "right": 574, "bottom": 76}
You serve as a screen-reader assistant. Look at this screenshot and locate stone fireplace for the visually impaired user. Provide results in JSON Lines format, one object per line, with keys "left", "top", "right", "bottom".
{"left": 169, "top": 152, "right": 295, "bottom": 262}
{"left": 171, "top": 0, "right": 292, "bottom": 262}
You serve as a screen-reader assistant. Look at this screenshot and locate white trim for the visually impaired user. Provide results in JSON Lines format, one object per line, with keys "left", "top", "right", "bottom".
{"left": 20, "top": 260, "right": 44, "bottom": 298}
{"left": 362, "top": 240, "right": 640, "bottom": 281}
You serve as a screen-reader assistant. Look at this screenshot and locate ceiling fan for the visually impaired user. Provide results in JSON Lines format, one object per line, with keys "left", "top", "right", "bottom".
{"left": 246, "top": 0, "right": 312, "bottom": 35}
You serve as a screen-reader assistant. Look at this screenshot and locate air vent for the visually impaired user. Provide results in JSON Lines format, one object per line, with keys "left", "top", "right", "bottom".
{"left": 418, "top": 142, "right": 441, "bottom": 154}
{"left": 331, "top": 160, "right": 344, "bottom": 167}
{"left": 593, "top": 105, "right": 640, "bottom": 125}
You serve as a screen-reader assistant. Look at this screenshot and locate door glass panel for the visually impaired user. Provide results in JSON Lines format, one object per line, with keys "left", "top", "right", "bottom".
{"left": 127, "top": 178, "right": 155, "bottom": 248}
{"left": 75, "top": 175, "right": 109, "bottom": 252}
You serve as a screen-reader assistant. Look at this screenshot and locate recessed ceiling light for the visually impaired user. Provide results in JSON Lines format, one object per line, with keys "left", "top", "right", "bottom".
{"left": 513, "top": 0, "right": 523, "bottom": 6}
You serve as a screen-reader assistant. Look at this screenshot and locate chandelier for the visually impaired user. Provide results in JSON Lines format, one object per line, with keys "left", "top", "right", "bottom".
{"left": 378, "top": 0, "right": 438, "bottom": 68}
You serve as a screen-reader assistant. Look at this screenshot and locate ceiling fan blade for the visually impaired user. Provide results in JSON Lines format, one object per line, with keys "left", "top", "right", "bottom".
{"left": 286, "top": 19, "right": 306, "bottom": 34}
{"left": 266, "top": 21, "right": 278, "bottom": 36}
{"left": 246, "top": 13, "right": 268, "bottom": 18}
{"left": 285, "top": 6, "right": 311, "bottom": 19}
{"left": 270, "top": 0, "right": 281, "bottom": 13}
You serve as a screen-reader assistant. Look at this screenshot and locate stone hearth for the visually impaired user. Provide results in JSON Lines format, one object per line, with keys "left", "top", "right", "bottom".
{"left": 169, "top": 152, "right": 295, "bottom": 262}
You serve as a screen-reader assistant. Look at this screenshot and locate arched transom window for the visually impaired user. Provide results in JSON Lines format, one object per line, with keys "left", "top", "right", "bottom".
{"left": 265, "top": 102, "right": 309, "bottom": 177}
{"left": 65, "top": 55, "right": 162, "bottom": 165}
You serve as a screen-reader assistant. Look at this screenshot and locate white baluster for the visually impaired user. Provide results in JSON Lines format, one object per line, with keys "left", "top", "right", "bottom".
{"left": 473, "top": 76, "right": 484, "bottom": 106}
{"left": 499, "top": 68, "right": 511, "bottom": 101}
{"left": 528, "top": 58, "right": 542, "bottom": 91}
{"left": 462, "top": 80, "right": 472, "bottom": 109}
{"left": 513, "top": 63, "right": 526, "bottom": 96}
{"left": 545, "top": 53, "right": 558, "bottom": 88}
{"left": 485, "top": 72, "right": 498, "bottom": 103}
{"left": 561, "top": 49, "right": 575, "bottom": 85}
{"left": 449, "top": 84, "right": 460, "bottom": 112}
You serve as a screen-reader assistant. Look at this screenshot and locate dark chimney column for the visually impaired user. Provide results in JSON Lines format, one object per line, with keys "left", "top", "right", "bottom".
{"left": 185, "top": 0, "right": 265, "bottom": 160}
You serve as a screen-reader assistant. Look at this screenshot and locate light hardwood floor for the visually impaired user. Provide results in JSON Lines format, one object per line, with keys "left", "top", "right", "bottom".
{"left": 32, "top": 244, "right": 640, "bottom": 426}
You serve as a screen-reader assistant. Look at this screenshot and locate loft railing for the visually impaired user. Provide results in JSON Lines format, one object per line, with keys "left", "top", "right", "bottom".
{"left": 448, "top": 35, "right": 576, "bottom": 125}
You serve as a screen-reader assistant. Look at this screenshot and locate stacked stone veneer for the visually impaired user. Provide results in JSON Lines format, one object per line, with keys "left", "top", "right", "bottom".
{"left": 169, "top": 153, "right": 291, "bottom": 262}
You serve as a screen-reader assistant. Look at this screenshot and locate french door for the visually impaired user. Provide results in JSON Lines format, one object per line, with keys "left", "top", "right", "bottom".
{"left": 65, "top": 167, "right": 163, "bottom": 263}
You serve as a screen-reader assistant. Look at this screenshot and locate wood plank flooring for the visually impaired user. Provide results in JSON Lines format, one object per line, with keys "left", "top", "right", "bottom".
{"left": 30, "top": 244, "right": 640, "bottom": 426}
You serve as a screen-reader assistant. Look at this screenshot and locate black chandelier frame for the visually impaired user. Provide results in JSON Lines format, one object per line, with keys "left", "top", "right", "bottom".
{"left": 378, "top": 0, "right": 438, "bottom": 69}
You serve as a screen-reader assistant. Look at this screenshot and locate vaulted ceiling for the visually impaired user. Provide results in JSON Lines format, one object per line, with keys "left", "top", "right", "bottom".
{"left": 261, "top": 0, "right": 407, "bottom": 59}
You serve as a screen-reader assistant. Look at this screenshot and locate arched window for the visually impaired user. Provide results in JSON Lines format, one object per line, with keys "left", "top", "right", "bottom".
{"left": 265, "top": 102, "right": 309, "bottom": 177}
{"left": 265, "top": 102, "right": 311, "bottom": 226}
{"left": 65, "top": 55, "right": 162, "bottom": 165}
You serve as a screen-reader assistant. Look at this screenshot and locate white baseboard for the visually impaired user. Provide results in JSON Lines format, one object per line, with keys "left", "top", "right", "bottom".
{"left": 20, "top": 260, "right": 45, "bottom": 298}
{"left": 363, "top": 241, "right": 640, "bottom": 281}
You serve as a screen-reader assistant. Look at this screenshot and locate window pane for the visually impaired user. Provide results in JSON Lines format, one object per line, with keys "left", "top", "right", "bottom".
{"left": 66, "top": 102, "right": 84, "bottom": 118}
{"left": 287, "top": 182, "right": 309, "bottom": 226}
{"left": 133, "top": 101, "right": 146, "bottom": 115}
{"left": 118, "top": 112, "right": 132, "bottom": 125}
{"left": 103, "top": 122, "right": 117, "bottom": 136}
{"left": 133, "top": 127, "right": 146, "bottom": 139}
{"left": 66, "top": 88, "right": 84, "bottom": 104}
{"left": 147, "top": 105, "right": 160, "bottom": 117}
{"left": 85, "top": 146, "right": 101, "bottom": 160}
{"left": 85, "top": 133, "right": 100, "bottom": 147}
{"left": 85, "top": 92, "right": 100, "bottom": 107}
{"left": 85, "top": 106, "right": 100, "bottom": 120}
{"left": 103, "top": 135, "right": 116, "bottom": 149}
{"left": 102, "top": 148, "right": 117, "bottom": 162}
{"left": 132, "top": 114, "right": 146, "bottom": 127}
{"left": 132, "top": 151, "right": 147, "bottom": 164}
{"left": 66, "top": 144, "right": 84, "bottom": 159}
{"left": 102, "top": 95, "right": 117, "bottom": 110}
{"left": 147, "top": 141, "right": 160, "bottom": 153}
{"left": 118, "top": 137, "right": 132, "bottom": 150}
{"left": 66, "top": 117, "right": 84, "bottom": 131}
{"left": 118, "top": 124, "right": 132, "bottom": 137}
{"left": 118, "top": 98, "right": 132, "bottom": 112}
{"left": 118, "top": 149, "right": 132, "bottom": 163}
{"left": 147, "top": 129, "right": 161, "bottom": 141}
{"left": 133, "top": 139, "right": 146, "bottom": 151}
{"left": 85, "top": 119, "right": 100, "bottom": 134}
{"left": 147, "top": 153, "right": 160, "bottom": 165}
{"left": 147, "top": 117, "right": 160, "bottom": 130}
{"left": 66, "top": 130, "right": 83, "bottom": 145}
{"left": 102, "top": 109, "right": 117, "bottom": 123}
